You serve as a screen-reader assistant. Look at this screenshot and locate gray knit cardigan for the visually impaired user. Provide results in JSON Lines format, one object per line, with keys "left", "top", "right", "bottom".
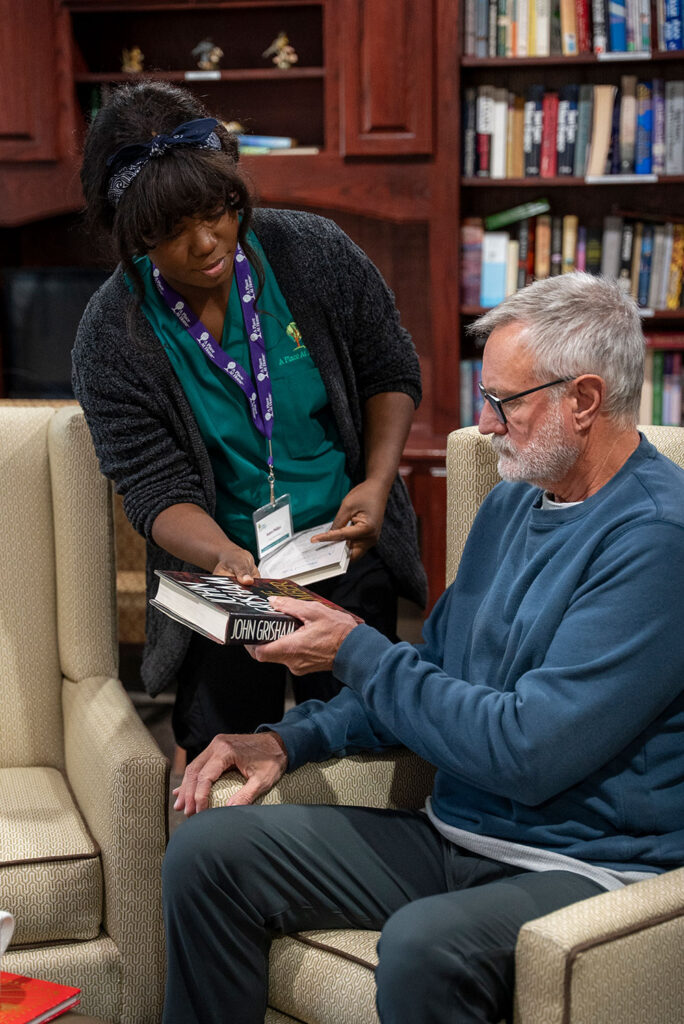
{"left": 72, "top": 208, "right": 427, "bottom": 696}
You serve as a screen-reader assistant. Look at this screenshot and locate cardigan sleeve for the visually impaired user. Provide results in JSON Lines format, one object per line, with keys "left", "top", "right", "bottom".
{"left": 72, "top": 277, "right": 213, "bottom": 540}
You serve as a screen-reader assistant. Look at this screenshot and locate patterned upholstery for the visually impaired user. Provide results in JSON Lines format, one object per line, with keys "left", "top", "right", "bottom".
{"left": 0, "top": 406, "right": 168, "bottom": 1024}
{"left": 209, "top": 423, "right": 684, "bottom": 1024}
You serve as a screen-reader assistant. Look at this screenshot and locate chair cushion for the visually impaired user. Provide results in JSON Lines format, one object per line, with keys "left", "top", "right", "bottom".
{"left": 0, "top": 767, "right": 102, "bottom": 945}
{"left": 269, "top": 929, "right": 380, "bottom": 1024}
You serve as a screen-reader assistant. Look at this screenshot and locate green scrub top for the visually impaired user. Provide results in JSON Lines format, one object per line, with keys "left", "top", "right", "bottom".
{"left": 130, "top": 231, "right": 350, "bottom": 556}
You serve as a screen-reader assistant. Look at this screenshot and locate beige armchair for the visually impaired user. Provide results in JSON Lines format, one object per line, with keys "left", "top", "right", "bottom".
{"left": 0, "top": 405, "right": 168, "bottom": 1024}
{"left": 210, "top": 423, "right": 684, "bottom": 1024}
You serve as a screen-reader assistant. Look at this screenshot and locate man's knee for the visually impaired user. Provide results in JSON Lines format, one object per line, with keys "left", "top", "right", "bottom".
{"left": 163, "top": 806, "right": 272, "bottom": 899}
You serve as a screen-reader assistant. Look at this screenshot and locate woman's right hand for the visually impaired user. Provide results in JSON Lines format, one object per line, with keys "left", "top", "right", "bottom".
{"left": 212, "top": 546, "right": 260, "bottom": 583}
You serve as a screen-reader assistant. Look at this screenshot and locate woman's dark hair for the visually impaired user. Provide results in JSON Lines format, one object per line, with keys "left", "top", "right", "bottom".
{"left": 80, "top": 80, "right": 262, "bottom": 297}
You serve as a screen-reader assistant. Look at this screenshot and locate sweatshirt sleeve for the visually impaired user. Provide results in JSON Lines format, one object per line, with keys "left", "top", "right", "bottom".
{"left": 333, "top": 520, "right": 684, "bottom": 805}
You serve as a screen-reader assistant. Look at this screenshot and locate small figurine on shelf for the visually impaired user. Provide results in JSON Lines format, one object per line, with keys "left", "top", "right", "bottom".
{"left": 191, "top": 39, "right": 224, "bottom": 71}
{"left": 262, "top": 31, "right": 299, "bottom": 70}
{"left": 121, "top": 46, "right": 144, "bottom": 74}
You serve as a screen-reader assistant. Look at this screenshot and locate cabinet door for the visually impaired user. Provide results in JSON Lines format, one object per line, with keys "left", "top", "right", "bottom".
{"left": 0, "top": 0, "right": 58, "bottom": 160}
{"left": 340, "top": 0, "right": 433, "bottom": 156}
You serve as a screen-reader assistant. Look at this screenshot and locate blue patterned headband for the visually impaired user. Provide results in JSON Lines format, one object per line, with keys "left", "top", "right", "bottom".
{"left": 106, "top": 117, "right": 222, "bottom": 208}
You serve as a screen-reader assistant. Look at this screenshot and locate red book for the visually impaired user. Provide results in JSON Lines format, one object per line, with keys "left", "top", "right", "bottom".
{"left": 0, "top": 972, "right": 81, "bottom": 1023}
{"left": 540, "top": 92, "right": 559, "bottom": 178}
{"left": 575, "top": 0, "right": 592, "bottom": 52}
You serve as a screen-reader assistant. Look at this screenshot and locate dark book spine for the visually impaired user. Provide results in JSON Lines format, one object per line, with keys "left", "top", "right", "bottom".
{"left": 638, "top": 224, "right": 655, "bottom": 307}
{"left": 617, "top": 220, "right": 635, "bottom": 292}
{"left": 550, "top": 215, "right": 563, "bottom": 275}
{"left": 523, "top": 85, "right": 545, "bottom": 176}
{"left": 557, "top": 84, "right": 579, "bottom": 174}
{"left": 463, "top": 87, "right": 477, "bottom": 177}
{"left": 609, "top": 91, "right": 622, "bottom": 175}
{"left": 517, "top": 218, "right": 530, "bottom": 289}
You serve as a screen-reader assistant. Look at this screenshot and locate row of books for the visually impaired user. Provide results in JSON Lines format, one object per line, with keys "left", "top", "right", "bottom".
{"left": 463, "top": 0, "right": 683, "bottom": 57}
{"left": 460, "top": 347, "right": 684, "bottom": 428}
{"left": 463, "top": 79, "right": 684, "bottom": 179}
{"left": 641, "top": 347, "right": 684, "bottom": 425}
{"left": 461, "top": 207, "right": 684, "bottom": 310}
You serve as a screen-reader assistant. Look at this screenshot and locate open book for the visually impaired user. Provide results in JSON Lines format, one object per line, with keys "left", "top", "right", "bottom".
{"left": 257, "top": 521, "right": 350, "bottom": 586}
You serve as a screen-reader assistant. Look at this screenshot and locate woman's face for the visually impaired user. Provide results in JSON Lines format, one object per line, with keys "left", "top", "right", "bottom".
{"left": 147, "top": 207, "right": 239, "bottom": 295}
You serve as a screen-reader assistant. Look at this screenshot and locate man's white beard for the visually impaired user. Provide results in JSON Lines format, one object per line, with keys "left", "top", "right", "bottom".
{"left": 491, "top": 401, "right": 581, "bottom": 487}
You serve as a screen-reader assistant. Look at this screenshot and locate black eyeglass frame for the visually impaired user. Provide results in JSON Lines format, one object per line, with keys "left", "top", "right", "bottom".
{"left": 478, "top": 378, "right": 573, "bottom": 426}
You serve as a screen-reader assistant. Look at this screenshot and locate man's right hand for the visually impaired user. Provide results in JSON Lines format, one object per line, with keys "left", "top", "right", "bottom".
{"left": 172, "top": 731, "right": 288, "bottom": 816}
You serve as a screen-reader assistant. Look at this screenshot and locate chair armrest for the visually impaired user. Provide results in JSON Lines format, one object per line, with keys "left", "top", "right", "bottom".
{"left": 514, "top": 867, "right": 684, "bottom": 1024}
{"left": 210, "top": 748, "right": 435, "bottom": 811}
{"left": 62, "top": 675, "right": 169, "bottom": 1024}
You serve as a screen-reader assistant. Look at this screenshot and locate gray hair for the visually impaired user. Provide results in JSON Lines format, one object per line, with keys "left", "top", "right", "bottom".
{"left": 468, "top": 273, "right": 645, "bottom": 427}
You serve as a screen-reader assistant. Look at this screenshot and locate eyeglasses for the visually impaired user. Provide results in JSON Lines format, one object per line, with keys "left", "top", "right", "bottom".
{"left": 478, "top": 378, "right": 572, "bottom": 426}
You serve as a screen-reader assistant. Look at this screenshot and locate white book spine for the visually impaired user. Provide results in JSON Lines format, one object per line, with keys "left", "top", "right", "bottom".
{"left": 491, "top": 88, "right": 509, "bottom": 177}
{"left": 517, "top": 0, "right": 530, "bottom": 53}
{"left": 665, "top": 82, "right": 684, "bottom": 176}
{"left": 535, "top": 0, "right": 551, "bottom": 54}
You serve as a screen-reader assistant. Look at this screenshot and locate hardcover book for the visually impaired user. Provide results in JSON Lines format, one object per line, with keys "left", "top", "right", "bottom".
{"left": 635, "top": 80, "right": 653, "bottom": 174}
{"left": 480, "top": 231, "right": 510, "bottom": 307}
{"left": 585, "top": 84, "right": 617, "bottom": 177}
{"left": 0, "top": 971, "right": 80, "bottom": 1024}
{"left": 150, "top": 572, "right": 359, "bottom": 645}
{"left": 483, "top": 198, "right": 551, "bottom": 229}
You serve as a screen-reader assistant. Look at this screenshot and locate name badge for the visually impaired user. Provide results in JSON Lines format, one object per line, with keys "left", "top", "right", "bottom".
{"left": 253, "top": 493, "right": 294, "bottom": 559}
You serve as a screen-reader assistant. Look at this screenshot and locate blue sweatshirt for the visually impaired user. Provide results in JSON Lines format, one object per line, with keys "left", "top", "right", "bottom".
{"left": 270, "top": 436, "right": 684, "bottom": 873}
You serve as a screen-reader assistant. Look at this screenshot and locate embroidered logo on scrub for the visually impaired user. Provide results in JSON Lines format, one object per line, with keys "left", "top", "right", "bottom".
{"left": 279, "top": 322, "right": 309, "bottom": 365}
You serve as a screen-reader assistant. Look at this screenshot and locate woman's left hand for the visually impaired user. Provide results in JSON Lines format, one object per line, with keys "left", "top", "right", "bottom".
{"left": 311, "top": 479, "right": 389, "bottom": 560}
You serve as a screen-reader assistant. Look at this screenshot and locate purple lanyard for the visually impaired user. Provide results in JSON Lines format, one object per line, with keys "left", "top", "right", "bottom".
{"left": 152, "top": 244, "right": 277, "bottom": 492}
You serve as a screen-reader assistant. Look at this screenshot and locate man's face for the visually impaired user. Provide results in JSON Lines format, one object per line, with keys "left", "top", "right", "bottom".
{"left": 478, "top": 323, "right": 581, "bottom": 488}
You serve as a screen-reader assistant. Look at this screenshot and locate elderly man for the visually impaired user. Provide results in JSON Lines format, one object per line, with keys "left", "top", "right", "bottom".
{"left": 162, "top": 273, "right": 684, "bottom": 1024}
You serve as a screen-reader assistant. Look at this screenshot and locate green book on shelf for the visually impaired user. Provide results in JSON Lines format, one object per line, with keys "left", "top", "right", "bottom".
{"left": 484, "top": 199, "right": 551, "bottom": 230}
{"left": 652, "top": 349, "right": 665, "bottom": 426}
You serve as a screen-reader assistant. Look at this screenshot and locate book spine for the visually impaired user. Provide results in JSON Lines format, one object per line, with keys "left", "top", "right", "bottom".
{"left": 664, "top": 0, "right": 683, "bottom": 48}
{"left": 651, "top": 78, "right": 666, "bottom": 174}
{"left": 534, "top": 213, "right": 552, "bottom": 278}
{"left": 586, "top": 226, "right": 603, "bottom": 274}
{"left": 517, "top": 218, "right": 531, "bottom": 288}
{"left": 658, "top": 223, "right": 675, "bottom": 309}
{"left": 489, "top": 0, "right": 499, "bottom": 54}
{"left": 608, "top": 0, "right": 628, "bottom": 49}
{"left": 629, "top": 221, "right": 644, "bottom": 298}
{"left": 561, "top": 214, "right": 579, "bottom": 272}
{"left": 484, "top": 198, "right": 551, "bottom": 229}
{"left": 639, "top": 347, "right": 654, "bottom": 424}
{"left": 550, "top": 215, "right": 563, "bottom": 275}
{"left": 535, "top": 0, "right": 552, "bottom": 53}
{"left": 476, "top": 85, "right": 495, "bottom": 177}
{"left": 619, "top": 75, "right": 637, "bottom": 173}
{"left": 601, "top": 215, "right": 623, "bottom": 277}
{"left": 665, "top": 82, "right": 684, "bottom": 176}
{"left": 465, "top": 0, "right": 477, "bottom": 53}
{"left": 506, "top": 238, "right": 520, "bottom": 294}
{"left": 638, "top": 223, "right": 655, "bottom": 306}
{"left": 560, "top": 0, "right": 579, "bottom": 50}
{"left": 237, "top": 134, "right": 296, "bottom": 148}
{"left": 497, "top": 0, "right": 510, "bottom": 54}
{"left": 462, "top": 87, "right": 478, "bottom": 177}
{"left": 576, "top": 0, "right": 592, "bottom": 48}
{"left": 476, "top": 0, "right": 490, "bottom": 55}
{"left": 540, "top": 92, "right": 559, "bottom": 176}
{"left": 576, "top": 223, "right": 588, "bottom": 271}
{"left": 591, "top": 0, "right": 609, "bottom": 50}
{"left": 666, "top": 224, "right": 684, "bottom": 310}
{"left": 638, "top": 0, "right": 652, "bottom": 47}
{"left": 609, "top": 90, "right": 623, "bottom": 175}
{"left": 460, "top": 219, "right": 485, "bottom": 304}
{"left": 491, "top": 87, "right": 509, "bottom": 178}
{"left": 480, "top": 231, "right": 510, "bottom": 307}
{"left": 652, "top": 349, "right": 665, "bottom": 425}
{"left": 635, "top": 80, "right": 653, "bottom": 174}
{"left": 517, "top": 0, "right": 530, "bottom": 51}
{"left": 523, "top": 85, "right": 545, "bottom": 176}
{"left": 574, "top": 84, "right": 594, "bottom": 176}
{"left": 616, "top": 220, "right": 635, "bottom": 292}
{"left": 472, "top": 360, "right": 485, "bottom": 424}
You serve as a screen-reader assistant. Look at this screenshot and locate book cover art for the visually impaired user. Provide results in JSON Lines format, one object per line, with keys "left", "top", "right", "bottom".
{"left": 0, "top": 971, "right": 80, "bottom": 1024}
{"left": 151, "top": 572, "right": 359, "bottom": 645}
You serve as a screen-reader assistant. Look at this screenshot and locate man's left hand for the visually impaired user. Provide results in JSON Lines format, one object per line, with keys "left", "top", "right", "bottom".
{"left": 248, "top": 597, "right": 360, "bottom": 674}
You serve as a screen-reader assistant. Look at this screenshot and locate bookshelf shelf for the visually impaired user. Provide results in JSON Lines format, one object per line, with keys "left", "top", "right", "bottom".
{"left": 462, "top": 176, "right": 684, "bottom": 186}
{"left": 74, "top": 68, "right": 326, "bottom": 83}
{"left": 462, "top": 51, "right": 683, "bottom": 68}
